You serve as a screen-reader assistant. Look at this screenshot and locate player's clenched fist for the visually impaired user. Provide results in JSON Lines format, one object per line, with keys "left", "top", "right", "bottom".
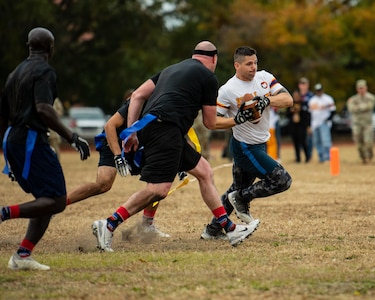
{"left": 253, "top": 95, "right": 270, "bottom": 113}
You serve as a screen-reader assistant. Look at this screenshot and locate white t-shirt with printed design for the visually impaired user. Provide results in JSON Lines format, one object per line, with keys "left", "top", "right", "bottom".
{"left": 217, "top": 70, "right": 284, "bottom": 144}
{"left": 308, "top": 93, "right": 336, "bottom": 131}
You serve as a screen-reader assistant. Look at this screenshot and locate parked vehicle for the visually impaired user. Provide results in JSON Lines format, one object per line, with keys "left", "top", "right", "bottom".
{"left": 66, "top": 107, "right": 107, "bottom": 140}
{"left": 332, "top": 106, "right": 352, "bottom": 133}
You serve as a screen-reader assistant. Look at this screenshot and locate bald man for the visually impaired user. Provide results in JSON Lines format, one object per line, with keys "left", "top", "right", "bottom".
{"left": 92, "top": 41, "right": 260, "bottom": 252}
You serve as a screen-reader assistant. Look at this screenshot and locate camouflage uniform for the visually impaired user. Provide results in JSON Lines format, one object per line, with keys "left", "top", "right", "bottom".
{"left": 347, "top": 80, "right": 375, "bottom": 163}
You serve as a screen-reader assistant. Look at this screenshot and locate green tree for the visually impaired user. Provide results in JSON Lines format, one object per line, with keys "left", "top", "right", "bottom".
{"left": 0, "top": 0, "right": 170, "bottom": 112}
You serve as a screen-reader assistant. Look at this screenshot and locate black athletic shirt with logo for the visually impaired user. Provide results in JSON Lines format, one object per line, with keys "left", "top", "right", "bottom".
{"left": 141, "top": 58, "right": 218, "bottom": 135}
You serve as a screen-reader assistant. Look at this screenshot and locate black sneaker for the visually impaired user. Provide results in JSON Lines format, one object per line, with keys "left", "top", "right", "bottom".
{"left": 200, "top": 223, "right": 228, "bottom": 240}
{"left": 228, "top": 191, "right": 254, "bottom": 223}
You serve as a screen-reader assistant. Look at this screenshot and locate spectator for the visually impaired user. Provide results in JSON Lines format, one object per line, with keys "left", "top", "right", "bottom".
{"left": 288, "top": 83, "right": 311, "bottom": 163}
{"left": 347, "top": 79, "right": 375, "bottom": 164}
{"left": 308, "top": 83, "right": 336, "bottom": 163}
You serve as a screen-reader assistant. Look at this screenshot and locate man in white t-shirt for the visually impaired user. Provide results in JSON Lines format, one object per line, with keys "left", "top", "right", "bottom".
{"left": 201, "top": 46, "right": 293, "bottom": 240}
{"left": 308, "top": 83, "right": 336, "bottom": 163}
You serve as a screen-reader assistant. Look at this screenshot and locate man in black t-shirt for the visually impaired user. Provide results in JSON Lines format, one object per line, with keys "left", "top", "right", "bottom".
{"left": 0, "top": 27, "right": 90, "bottom": 270}
{"left": 92, "top": 41, "right": 259, "bottom": 252}
{"left": 67, "top": 93, "right": 170, "bottom": 238}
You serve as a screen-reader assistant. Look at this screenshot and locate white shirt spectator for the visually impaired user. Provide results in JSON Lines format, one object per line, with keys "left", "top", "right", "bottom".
{"left": 308, "top": 89, "right": 336, "bottom": 130}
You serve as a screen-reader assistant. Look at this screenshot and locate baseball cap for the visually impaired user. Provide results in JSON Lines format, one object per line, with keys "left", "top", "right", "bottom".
{"left": 314, "top": 83, "right": 323, "bottom": 91}
{"left": 356, "top": 79, "right": 367, "bottom": 88}
{"left": 299, "top": 77, "right": 309, "bottom": 84}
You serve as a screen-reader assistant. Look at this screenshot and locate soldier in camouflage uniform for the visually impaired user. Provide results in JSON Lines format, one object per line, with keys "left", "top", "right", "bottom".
{"left": 347, "top": 79, "right": 375, "bottom": 164}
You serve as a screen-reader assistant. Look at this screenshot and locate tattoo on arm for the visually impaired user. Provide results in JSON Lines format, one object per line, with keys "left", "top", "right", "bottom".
{"left": 274, "top": 87, "right": 289, "bottom": 95}
{"left": 217, "top": 112, "right": 225, "bottom": 117}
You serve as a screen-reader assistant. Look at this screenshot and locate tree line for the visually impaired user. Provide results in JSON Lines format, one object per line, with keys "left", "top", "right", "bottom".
{"left": 1, "top": 0, "right": 374, "bottom": 113}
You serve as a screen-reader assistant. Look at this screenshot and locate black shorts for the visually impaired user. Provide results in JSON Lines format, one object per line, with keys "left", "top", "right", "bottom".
{"left": 98, "top": 144, "right": 115, "bottom": 168}
{"left": 139, "top": 121, "right": 201, "bottom": 183}
{"left": 97, "top": 143, "right": 142, "bottom": 175}
{"left": 6, "top": 142, "right": 66, "bottom": 198}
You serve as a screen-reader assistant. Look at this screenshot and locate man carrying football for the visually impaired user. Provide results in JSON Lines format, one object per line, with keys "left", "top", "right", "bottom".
{"left": 201, "top": 46, "right": 293, "bottom": 240}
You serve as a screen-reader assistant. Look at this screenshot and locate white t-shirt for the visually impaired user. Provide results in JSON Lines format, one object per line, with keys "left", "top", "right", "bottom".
{"left": 217, "top": 70, "right": 284, "bottom": 144}
{"left": 308, "top": 93, "right": 336, "bottom": 130}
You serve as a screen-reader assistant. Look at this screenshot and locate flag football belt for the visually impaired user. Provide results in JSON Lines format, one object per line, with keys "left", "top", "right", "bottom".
{"left": 2, "top": 126, "right": 38, "bottom": 180}
{"left": 95, "top": 113, "right": 202, "bottom": 163}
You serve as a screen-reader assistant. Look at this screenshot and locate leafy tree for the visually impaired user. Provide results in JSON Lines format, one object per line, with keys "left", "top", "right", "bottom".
{"left": 2, "top": 0, "right": 375, "bottom": 113}
{"left": 217, "top": 0, "right": 375, "bottom": 108}
{"left": 0, "top": 0, "right": 170, "bottom": 113}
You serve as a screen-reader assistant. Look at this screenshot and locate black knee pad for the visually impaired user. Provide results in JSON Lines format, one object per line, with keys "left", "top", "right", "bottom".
{"left": 268, "top": 165, "right": 292, "bottom": 192}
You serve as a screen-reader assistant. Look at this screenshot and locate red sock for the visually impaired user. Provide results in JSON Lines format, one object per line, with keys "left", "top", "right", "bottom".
{"left": 17, "top": 239, "right": 35, "bottom": 258}
{"left": 116, "top": 206, "right": 130, "bottom": 221}
{"left": 9, "top": 205, "right": 20, "bottom": 218}
{"left": 143, "top": 208, "right": 156, "bottom": 218}
{"left": 20, "top": 239, "right": 35, "bottom": 252}
{"left": 66, "top": 197, "right": 71, "bottom": 205}
{"left": 212, "top": 206, "right": 226, "bottom": 219}
{"left": 107, "top": 206, "right": 130, "bottom": 232}
{"left": 212, "top": 206, "right": 235, "bottom": 232}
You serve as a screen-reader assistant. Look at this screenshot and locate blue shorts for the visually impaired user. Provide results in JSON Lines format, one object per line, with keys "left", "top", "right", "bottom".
{"left": 6, "top": 142, "right": 66, "bottom": 198}
{"left": 230, "top": 137, "right": 279, "bottom": 178}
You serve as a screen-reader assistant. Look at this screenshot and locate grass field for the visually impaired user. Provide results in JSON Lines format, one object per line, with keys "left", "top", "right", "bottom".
{"left": 1, "top": 139, "right": 375, "bottom": 300}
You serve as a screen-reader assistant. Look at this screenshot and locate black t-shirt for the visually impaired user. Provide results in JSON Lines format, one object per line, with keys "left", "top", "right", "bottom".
{"left": 142, "top": 58, "right": 218, "bottom": 135}
{"left": 0, "top": 56, "right": 57, "bottom": 143}
{"left": 109, "top": 73, "right": 161, "bottom": 144}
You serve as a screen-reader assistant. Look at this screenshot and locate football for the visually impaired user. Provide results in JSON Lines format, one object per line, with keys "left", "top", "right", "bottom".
{"left": 242, "top": 99, "right": 262, "bottom": 124}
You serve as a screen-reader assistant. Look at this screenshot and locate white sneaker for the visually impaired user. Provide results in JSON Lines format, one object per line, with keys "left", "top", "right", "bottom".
{"left": 142, "top": 224, "right": 171, "bottom": 238}
{"left": 92, "top": 220, "right": 114, "bottom": 252}
{"left": 8, "top": 253, "right": 50, "bottom": 271}
{"left": 228, "top": 191, "right": 254, "bottom": 224}
{"left": 227, "top": 219, "right": 260, "bottom": 247}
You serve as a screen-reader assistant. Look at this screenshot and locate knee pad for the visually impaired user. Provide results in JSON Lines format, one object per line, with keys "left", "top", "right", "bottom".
{"left": 267, "top": 165, "right": 292, "bottom": 192}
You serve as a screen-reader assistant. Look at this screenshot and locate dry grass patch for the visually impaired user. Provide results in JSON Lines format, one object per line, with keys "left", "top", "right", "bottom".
{"left": 1, "top": 142, "right": 375, "bottom": 299}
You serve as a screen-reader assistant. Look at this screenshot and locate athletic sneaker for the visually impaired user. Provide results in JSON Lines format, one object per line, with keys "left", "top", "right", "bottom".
{"left": 200, "top": 223, "right": 228, "bottom": 240}
{"left": 227, "top": 219, "right": 260, "bottom": 246}
{"left": 92, "top": 219, "right": 114, "bottom": 252}
{"left": 228, "top": 190, "right": 254, "bottom": 224}
{"left": 142, "top": 224, "right": 171, "bottom": 238}
{"left": 8, "top": 253, "right": 50, "bottom": 271}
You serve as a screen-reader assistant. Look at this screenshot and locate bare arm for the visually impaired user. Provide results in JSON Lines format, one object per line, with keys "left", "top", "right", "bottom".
{"left": 104, "top": 112, "right": 125, "bottom": 156}
{"left": 127, "top": 79, "right": 156, "bottom": 127}
{"left": 215, "top": 114, "right": 236, "bottom": 130}
{"left": 124, "top": 79, "right": 156, "bottom": 153}
{"left": 201, "top": 105, "right": 217, "bottom": 130}
{"left": 36, "top": 102, "right": 74, "bottom": 143}
{"left": 269, "top": 88, "right": 293, "bottom": 108}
